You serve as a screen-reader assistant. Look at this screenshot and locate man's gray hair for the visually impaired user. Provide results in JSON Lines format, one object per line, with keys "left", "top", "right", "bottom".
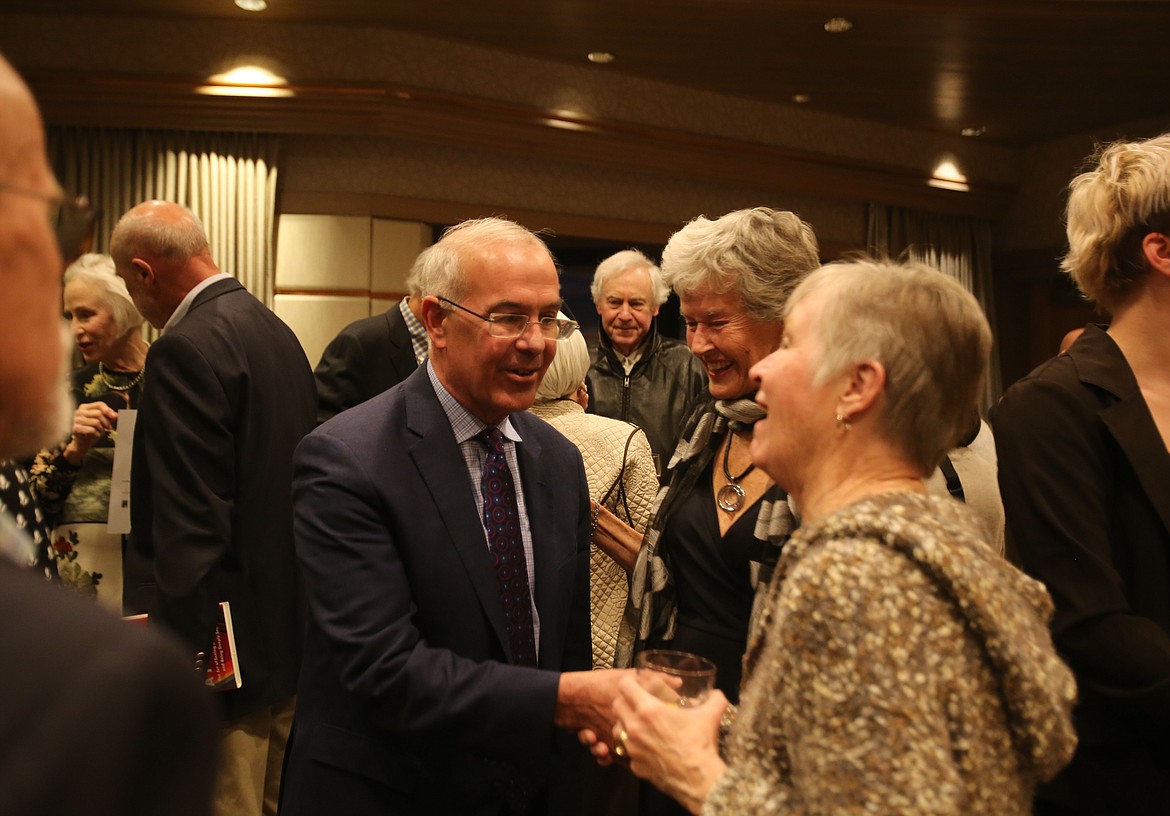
{"left": 589, "top": 249, "right": 668, "bottom": 309}
{"left": 110, "top": 203, "right": 209, "bottom": 268}
{"left": 411, "top": 217, "right": 552, "bottom": 303}
{"left": 660, "top": 208, "right": 819, "bottom": 322}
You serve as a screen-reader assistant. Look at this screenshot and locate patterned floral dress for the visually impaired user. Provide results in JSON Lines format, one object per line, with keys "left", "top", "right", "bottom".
{"left": 30, "top": 361, "right": 144, "bottom": 609}
{"left": 703, "top": 492, "right": 1077, "bottom": 816}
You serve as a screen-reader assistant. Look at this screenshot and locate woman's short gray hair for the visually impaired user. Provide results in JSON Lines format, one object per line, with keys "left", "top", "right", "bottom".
{"left": 536, "top": 312, "right": 589, "bottom": 401}
{"left": 411, "top": 217, "right": 552, "bottom": 303}
{"left": 660, "top": 207, "right": 820, "bottom": 322}
{"left": 64, "top": 253, "right": 145, "bottom": 337}
{"left": 790, "top": 258, "right": 992, "bottom": 475}
{"left": 1062, "top": 133, "right": 1170, "bottom": 314}
{"left": 589, "top": 249, "right": 668, "bottom": 308}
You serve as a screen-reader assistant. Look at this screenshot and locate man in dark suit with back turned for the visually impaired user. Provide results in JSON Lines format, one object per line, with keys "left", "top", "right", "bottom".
{"left": 313, "top": 249, "right": 430, "bottom": 424}
{"left": 281, "top": 217, "right": 631, "bottom": 816}
{"left": 0, "top": 53, "right": 218, "bottom": 816}
{"left": 112, "top": 200, "right": 317, "bottom": 816}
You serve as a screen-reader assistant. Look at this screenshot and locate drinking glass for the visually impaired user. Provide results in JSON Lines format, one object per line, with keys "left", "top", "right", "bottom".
{"left": 633, "top": 649, "right": 716, "bottom": 707}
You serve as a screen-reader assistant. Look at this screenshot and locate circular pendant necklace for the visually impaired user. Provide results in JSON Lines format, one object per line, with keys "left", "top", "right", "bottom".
{"left": 716, "top": 432, "right": 755, "bottom": 513}
{"left": 99, "top": 362, "right": 145, "bottom": 393}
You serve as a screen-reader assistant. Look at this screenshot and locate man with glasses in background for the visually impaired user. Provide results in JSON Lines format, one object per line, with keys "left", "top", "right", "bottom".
{"left": 281, "top": 217, "right": 631, "bottom": 816}
{"left": 0, "top": 52, "right": 217, "bottom": 816}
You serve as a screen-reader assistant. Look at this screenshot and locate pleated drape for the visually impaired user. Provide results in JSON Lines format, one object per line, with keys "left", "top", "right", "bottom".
{"left": 46, "top": 127, "right": 279, "bottom": 308}
{"left": 867, "top": 204, "right": 1003, "bottom": 409}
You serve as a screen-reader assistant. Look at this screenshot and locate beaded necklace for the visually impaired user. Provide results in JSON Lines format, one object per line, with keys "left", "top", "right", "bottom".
{"left": 98, "top": 362, "right": 144, "bottom": 392}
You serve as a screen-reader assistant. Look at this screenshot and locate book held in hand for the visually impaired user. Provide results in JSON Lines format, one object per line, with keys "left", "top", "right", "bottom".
{"left": 205, "top": 601, "right": 243, "bottom": 691}
{"left": 124, "top": 600, "right": 243, "bottom": 691}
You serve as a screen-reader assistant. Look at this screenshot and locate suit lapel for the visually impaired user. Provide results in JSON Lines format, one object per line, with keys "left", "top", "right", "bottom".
{"left": 514, "top": 412, "right": 578, "bottom": 671}
{"left": 384, "top": 309, "right": 418, "bottom": 382}
{"left": 401, "top": 371, "right": 515, "bottom": 660}
{"left": 1101, "top": 396, "right": 1170, "bottom": 540}
{"left": 1075, "top": 326, "right": 1170, "bottom": 540}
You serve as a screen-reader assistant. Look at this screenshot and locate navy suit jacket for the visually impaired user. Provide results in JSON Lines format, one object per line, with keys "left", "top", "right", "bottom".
{"left": 313, "top": 306, "right": 418, "bottom": 425}
{"left": 281, "top": 366, "right": 592, "bottom": 816}
{"left": 124, "top": 278, "right": 317, "bottom": 721}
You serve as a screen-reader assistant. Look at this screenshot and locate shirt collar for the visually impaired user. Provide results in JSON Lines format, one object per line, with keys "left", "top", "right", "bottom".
{"left": 399, "top": 296, "right": 429, "bottom": 365}
{"left": 425, "top": 360, "right": 521, "bottom": 445}
{"left": 163, "top": 272, "right": 232, "bottom": 333}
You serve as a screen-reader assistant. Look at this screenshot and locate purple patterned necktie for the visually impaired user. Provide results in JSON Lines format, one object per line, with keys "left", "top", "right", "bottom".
{"left": 477, "top": 428, "right": 537, "bottom": 667}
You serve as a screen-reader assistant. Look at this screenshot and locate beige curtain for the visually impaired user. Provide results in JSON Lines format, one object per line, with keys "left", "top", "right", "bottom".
{"left": 46, "top": 127, "right": 280, "bottom": 307}
{"left": 867, "top": 204, "right": 1002, "bottom": 409}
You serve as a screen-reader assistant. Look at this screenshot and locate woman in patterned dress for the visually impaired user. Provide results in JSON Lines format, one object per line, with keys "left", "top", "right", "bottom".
{"left": 598, "top": 259, "right": 1078, "bottom": 815}
{"left": 30, "top": 253, "right": 148, "bottom": 608}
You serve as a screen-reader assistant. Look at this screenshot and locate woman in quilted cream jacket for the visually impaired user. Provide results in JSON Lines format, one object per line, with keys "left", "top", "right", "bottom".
{"left": 531, "top": 320, "right": 658, "bottom": 669}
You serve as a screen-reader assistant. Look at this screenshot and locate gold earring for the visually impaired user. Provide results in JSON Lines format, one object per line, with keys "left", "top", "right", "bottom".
{"left": 835, "top": 412, "right": 852, "bottom": 431}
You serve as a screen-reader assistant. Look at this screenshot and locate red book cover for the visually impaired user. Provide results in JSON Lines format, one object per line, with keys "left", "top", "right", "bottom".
{"left": 124, "top": 602, "right": 243, "bottom": 691}
{"left": 205, "top": 601, "right": 243, "bottom": 691}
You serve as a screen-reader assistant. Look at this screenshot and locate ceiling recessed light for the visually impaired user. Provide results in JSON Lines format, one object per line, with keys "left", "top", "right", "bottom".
{"left": 824, "top": 17, "right": 853, "bottom": 33}
{"left": 587, "top": 51, "right": 615, "bottom": 64}
{"left": 961, "top": 126, "right": 987, "bottom": 137}
{"left": 792, "top": 93, "right": 810, "bottom": 104}
{"left": 928, "top": 155, "right": 970, "bottom": 192}
{"left": 198, "top": 65, "right": 291, "bottom": 97}
{"left": 235, "top": 0, "right": 267, "bottom": 12}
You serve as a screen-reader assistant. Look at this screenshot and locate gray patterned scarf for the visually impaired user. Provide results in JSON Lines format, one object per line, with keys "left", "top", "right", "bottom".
{"left": 614, "top": 398, "right": 799, "bottom": 667}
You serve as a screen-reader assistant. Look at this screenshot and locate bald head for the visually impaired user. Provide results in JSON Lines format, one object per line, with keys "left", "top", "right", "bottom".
{"left": 110, "top": 199, "right": 220, "bottom": 328}
{"left": 0, "top": 53, "right": 73, "bottom": 457}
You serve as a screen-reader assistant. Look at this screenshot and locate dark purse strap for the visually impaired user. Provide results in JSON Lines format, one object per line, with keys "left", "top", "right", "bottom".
{"left": 939, "top": 454, "right": 965, "bottom": 502}
{"left": 599, "top": 426, "right": 642, "bottom": 526}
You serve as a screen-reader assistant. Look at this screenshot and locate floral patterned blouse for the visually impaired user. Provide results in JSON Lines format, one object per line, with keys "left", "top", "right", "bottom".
{"left": 703, "top": 492, "right": 1077, "bottom": 816}
{"left": 28, "top": 362, "right": 143, "bottom": 593}
{"left": 30, "top": 361, "right": 144, "bottom": 524}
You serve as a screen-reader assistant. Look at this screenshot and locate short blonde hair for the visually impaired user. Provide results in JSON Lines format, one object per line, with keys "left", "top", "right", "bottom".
{"left": 660, "top": 207, "right": 819, "bottom": 322}
{"left": 790, "top": 258, "right": 992, "bottom": 474}
{"left": 1062, "top": 133, "right": 1170, "bottom": 313}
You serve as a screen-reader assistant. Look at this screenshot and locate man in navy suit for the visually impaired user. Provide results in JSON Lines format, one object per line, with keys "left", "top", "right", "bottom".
{"left": 112, "top": 200, "right": 317, "bottom": 816}
{"left": 281, "top": 217, "right": 630, "bottom": 816}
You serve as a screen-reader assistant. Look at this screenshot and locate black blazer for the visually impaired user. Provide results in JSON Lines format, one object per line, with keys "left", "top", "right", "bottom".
{"left": 0, "top": 553, "right": 218, "bottom": 816}
{"left": 313, "top": 306, "right": 418, "bottom": 425}
{"left": 124, "top": 278, "right": 318, "bottom": 721}
{"left": 994, "top": 324, "right": 1170, "bottom": 814}
{"left": 280, "top": 366, "right": 592, "bottom": 816}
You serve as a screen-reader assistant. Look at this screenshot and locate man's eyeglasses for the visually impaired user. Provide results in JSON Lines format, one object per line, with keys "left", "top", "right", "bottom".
{"left": 438, "top": 296, "right": 579, "bottom": 340}
{"left": 0, "top": 181, "right": 97, "bottom": 263}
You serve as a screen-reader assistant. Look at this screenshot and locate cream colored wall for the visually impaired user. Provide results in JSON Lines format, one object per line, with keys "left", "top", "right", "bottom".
{"left": 273, "top": 215, "right": 430, "bottom": 366}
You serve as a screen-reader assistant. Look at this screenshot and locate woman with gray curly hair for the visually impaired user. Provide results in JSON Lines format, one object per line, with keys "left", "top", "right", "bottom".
{"left": 593, "top": 207, "right": 819, "bottom": 706}
{"left": 601, "top": 259, "right": 1076, "bottom": 816}
{"left": 994, "top": 132, "right": 1170, "bottom": 815}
